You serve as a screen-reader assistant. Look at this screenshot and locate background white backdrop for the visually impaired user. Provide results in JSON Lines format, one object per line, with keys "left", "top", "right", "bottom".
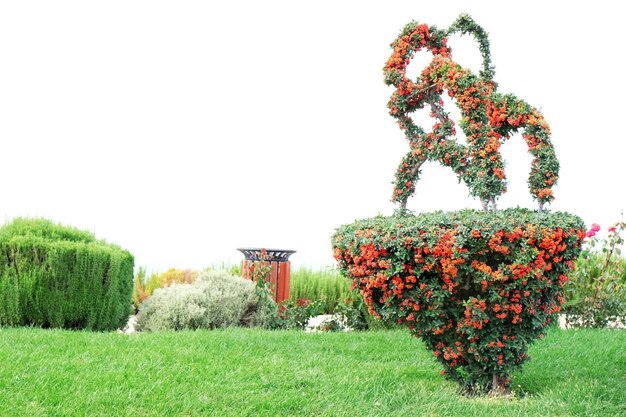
{"left": 1, "top": 1, "right": 623, "bottom": 272}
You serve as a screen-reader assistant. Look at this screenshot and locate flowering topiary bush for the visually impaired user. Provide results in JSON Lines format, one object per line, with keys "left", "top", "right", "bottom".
{"left": 333, "top": 210, "right": 584, "bottom": 393}
{"left": 332, "top": 14, "right": 585, "bottom": 395}
{"left": 384, "top": 14, "right": 558, "bottom": 212}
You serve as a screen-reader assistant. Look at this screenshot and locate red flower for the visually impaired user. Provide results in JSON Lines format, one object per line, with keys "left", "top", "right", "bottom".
{"left": 586, "top": 223, "right": 600, "bottom": 238}
{"left": 296, "top": 298, "right": 311, "bottom": 307}
{"left": 608, "top": 226, "right": 617, "bottom": 233}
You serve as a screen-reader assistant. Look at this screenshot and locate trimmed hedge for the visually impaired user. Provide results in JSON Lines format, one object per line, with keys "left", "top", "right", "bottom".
{"left": 0, "top": 218, "right": 134, "bottom": 330}
{"left": 332, "top": 208, "right": 585, "bottom": 393}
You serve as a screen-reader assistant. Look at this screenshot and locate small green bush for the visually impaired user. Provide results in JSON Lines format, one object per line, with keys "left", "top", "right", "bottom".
{"left": 135, "top": 270, "right": 271, "bottom": 331}
{"left": 0, "top": 218, "right": 134, "bottom": 330}
{"left": 272, "top": 298, "right": 327, "bottom": 330}
{"left": 132, "top": 267, "right": 199, "bottom": 312}
{"left": 564, "top": 248, "right": 626, "bottom": 327}
{"left": 272, "top": 291, "right": 394, "bottom": 331}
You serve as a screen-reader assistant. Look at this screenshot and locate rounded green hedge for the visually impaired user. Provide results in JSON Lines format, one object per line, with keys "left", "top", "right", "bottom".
{"left": 0, "top": 218, "right": 134, "bottom": 330}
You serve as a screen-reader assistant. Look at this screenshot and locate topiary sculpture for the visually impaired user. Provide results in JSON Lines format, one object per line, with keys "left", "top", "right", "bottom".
{"left": 332, "top": 14, "right": 585, "bottom": 395}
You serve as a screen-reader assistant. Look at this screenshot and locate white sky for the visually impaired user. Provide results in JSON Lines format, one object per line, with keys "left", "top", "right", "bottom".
{"left": 1, "top": 1, "right": 624, "bottom": 273}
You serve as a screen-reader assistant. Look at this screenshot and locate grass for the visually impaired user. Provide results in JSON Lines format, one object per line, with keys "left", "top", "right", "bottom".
{"left": 0, "top": 328, "right": 624, "bottom": 416}
{"left": 289, "top": 266, "right": 351, "bottom": 303}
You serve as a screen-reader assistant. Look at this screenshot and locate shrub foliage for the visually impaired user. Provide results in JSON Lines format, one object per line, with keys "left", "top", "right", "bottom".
{"left": 0, "top": 218, "right": 134, "bottom": 330}
{"left": 132, "top": 267, "right": 199, "bottom": 311}
{"left": 135, "top": 270, "right": 271, "bottom": 331}
{"left": 332, "top": 209, "right": 585, "bottom": 393}
{"left": 563, "top": 221, "right": 626, "bottom": 327}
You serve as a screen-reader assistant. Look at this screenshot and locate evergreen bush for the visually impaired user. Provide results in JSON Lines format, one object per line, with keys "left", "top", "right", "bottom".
{"left": 0, "top": 218, "right": 134, "bottom": 330}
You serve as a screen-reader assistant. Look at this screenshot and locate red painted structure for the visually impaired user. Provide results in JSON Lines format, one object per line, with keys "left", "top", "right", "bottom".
{"left": 237, "top": 248, "right": 296, "bottom": 304}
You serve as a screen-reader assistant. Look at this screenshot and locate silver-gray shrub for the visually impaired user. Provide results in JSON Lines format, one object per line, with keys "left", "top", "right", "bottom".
{"left": 135, "top": 270, "right": 272, "bottom": 331}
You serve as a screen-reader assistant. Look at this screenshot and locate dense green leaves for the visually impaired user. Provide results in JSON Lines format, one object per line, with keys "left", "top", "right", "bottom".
{"left": 0, "top": 218, "right": 134, "bottom": 330}
{"left": 136, "top": 271, "right": 272, "bottom": 331}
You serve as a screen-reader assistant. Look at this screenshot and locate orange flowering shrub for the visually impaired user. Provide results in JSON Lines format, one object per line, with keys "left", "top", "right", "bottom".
{"left": 384, "top": 14, "right": 558, "bottom": 211}
{"left": 333, "top": 14, "right": 584, "bottom": 395}
{"left": 332, "top": 210, "right": 585, "bottom": 394}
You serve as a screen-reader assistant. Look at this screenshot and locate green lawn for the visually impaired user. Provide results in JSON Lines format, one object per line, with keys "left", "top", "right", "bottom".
{"left": 0, "top": 328, "right": 624, "bottom": 416}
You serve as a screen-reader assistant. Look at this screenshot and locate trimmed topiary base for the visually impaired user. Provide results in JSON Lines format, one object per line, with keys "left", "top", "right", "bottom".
{"left": 332, "top": 208, "right": 585, "bottom": 394}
